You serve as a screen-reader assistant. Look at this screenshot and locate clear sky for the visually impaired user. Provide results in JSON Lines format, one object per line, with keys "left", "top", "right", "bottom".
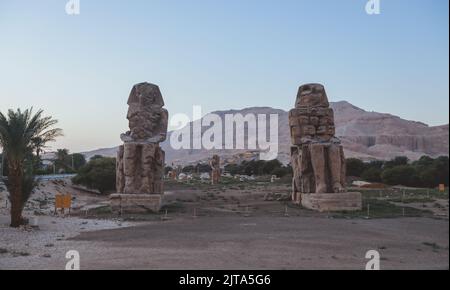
{"left": 0, "top": 0, "right": 448, "bottom": 153}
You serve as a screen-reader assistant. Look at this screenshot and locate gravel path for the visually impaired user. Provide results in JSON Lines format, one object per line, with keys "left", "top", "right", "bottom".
{"left": 0, "top": 215, "right": 136, "bottom": 270}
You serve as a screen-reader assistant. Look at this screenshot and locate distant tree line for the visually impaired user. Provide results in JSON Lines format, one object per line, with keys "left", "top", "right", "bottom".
{"left": 346, "top": 156, "right": 449, "bottom": 188}
{"left": 36, "top": 148, "right": 86, "bottom": 175}
{"left": 164, "top": 163, "right": 213, "bottom": 176}
{"left": 180, "top": 163, "right": 213, "bottom": 174}
{"left": 166, "top": 160, "right": 292, "bottom": 178}
{"left": 69, "top": 154, "right": 448, "bottom": 196}
{"left": 224, "top": 159, "right": 292, "bottom": 178}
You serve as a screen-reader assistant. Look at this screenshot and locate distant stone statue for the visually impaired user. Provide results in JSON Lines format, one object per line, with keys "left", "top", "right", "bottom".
{"left": 112, "top": 83, "right": 168, "bottom": 213}
{"left": 289, "top": 84, "right": 361, "bottom": 211}
{"left": 210, "top": 155, "right": 221, "bottom": 185}
{"left": 168, "top": 170, "right": 177, "bottom": 180}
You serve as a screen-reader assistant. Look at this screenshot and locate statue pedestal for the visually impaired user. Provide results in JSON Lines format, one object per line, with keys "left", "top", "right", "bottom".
{"left": 110, "top": 194, "right": 163, "bottom": 214}
{"left": 301, "top": 192, "right": 362, "bottom": 212}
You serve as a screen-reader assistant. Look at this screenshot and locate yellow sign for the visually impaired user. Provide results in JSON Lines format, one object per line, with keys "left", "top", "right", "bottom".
{"left": 439, "top": 184, "right": 445, "bottom": 192}
{"left": 63, "top": 194, "right": 72, "bottom": 208}
{"left": 55, "top": 194, "right": 72, "bottom": 210}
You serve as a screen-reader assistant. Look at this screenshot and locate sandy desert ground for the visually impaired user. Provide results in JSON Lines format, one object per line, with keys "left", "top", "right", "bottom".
{"left": 0, "top": 178, "right": 448, "bottom": 270}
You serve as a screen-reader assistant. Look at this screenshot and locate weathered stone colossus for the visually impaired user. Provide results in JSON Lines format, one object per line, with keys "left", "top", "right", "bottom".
{"left": 112, "top": 82, "right": 168, "bottom": 213}
{"left": 210, "top": 155, "right": 221, "bottom": 185}
{"left": 289, "top": 84, "right": 361, "bottom": 212}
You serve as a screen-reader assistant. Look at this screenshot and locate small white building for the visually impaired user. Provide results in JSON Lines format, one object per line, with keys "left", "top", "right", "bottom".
{"left": 200, "top": 172, "right": 210, "bottom": 180}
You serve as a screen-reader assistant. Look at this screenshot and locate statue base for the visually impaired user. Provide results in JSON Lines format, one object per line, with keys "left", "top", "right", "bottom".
{"left": 110, "top": 194, "right": 164, "bottom": 214}
{"left": 300, "top": 192, "right": 362, "bottom": 212}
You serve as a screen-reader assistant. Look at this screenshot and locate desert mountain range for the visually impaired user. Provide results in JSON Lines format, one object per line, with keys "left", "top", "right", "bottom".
{"left": 82, "top": 101, "right": 449, "bottom": 165}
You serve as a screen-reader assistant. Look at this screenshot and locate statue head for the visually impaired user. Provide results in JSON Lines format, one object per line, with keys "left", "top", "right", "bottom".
{"left": 124, "top": 82, "right": 168, "bottom": 142}
{"left": 127, "top": 82, "right": 164, "bottom": 107}
{"left": 295, "top": 83, "right": 329, "bottom": 108}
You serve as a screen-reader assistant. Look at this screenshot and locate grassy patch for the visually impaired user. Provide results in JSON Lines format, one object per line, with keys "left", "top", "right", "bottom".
{"left": 358, "top": 188, "right": 449, "bottom": 201}
{"left": 332, "top": 199, "right": 432, "bottom": 219}
{"left": 422, "top": 242, "right": 442, "bottom": 251}
{"left": 12, "top": 251, "right": 30, "bottom": 257}
{"left": 161, "top": 201, "right": 184, "bottom": 212}
{"left": 36, "top": 199, "right": 49, "bottom": 207}
{"left": 406, "top": 188, "right": 449, "bottom": 200}
{"left": 89, "top": 206, "right": 113, "bottom": 215}
{"left": 388, "top": 197, "right": 436, "bottom": 204}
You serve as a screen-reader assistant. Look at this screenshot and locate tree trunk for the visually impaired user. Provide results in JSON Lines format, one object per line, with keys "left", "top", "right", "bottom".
{"left": 9, "top": 168, "right": 24, "bottom": 228}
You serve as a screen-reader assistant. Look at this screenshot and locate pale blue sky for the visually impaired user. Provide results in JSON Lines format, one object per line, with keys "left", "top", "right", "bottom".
{"left": 0, "top": 0, "right": 448, "bottom": 152}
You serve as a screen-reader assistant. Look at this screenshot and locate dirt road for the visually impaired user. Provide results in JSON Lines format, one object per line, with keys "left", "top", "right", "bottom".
{"left": 58, "top": 216, "right": 448, "bottom": 270}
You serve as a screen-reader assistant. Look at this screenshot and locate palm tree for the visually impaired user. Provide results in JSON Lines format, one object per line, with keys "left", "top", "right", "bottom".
{"left": 0, "top": 108, "right": 62, "bottom": 227}
{"left": 32, "top": 130, "right": 63, "bottom": 170}
{"left": 32, "top": 136, "right": 50, "bottom": 160}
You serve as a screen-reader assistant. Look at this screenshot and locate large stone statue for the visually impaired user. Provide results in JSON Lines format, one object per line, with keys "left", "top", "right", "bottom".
{"left": 111, "top": 83, "right": 168, "bottom": 213}
{"left": 210, "top": 155, "right": 221, "bottom": 185}
{"left": 289, "top": 84, "right": 361, "bottom": 212}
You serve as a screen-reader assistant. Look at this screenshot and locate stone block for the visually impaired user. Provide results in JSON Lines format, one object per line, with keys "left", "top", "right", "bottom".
{"left": 300, "top": 192, "right": 362, "bottom": 212}
{"left": 110, "top": 194, "right": 164, "bottom": 214}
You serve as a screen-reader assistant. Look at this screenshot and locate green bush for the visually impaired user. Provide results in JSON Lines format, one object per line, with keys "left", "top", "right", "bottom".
{"left": 418, "top": 168, "right": 440, "bottom": 188}
{"left": 224, "top": 159, "right": 291, "bottom": 177}
{"left": 432, "top": 156, "right": 449, "bottom": 186}
{"left": 182, "top": 165, "right": 195, "bottom": 173}
{"left": 381, "top": 165, "right": 419, "bottom": 187}
{"left": 271, "top": 167, "right": 291, "bottom": 178}
{"left": 71, "top": 153, "right": 86, "bottom": 171}
{"left": 354, "top": 156, "right": 448, "bottom": 188}
{"left": 361, "top": 167, "right": 382, "bottom": 182}
{"left": 164, "top": 166, "right": 173, "bottom": 175}
{"left": 346, "top": 158, "right": 365, "bottom": 177}
{"left": 384, "top": 156, "right": 409, "bottom": 169}
{"left": 72, "top": 157, "right": 116, "bottom": 194}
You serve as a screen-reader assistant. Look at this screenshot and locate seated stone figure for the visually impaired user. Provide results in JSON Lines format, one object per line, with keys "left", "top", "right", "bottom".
{"left": 210, "top": 155, "right": 221, "bottom": 185}
{"left": 116, "top": 82, "right": 168, "bottom": 196}
{"left": 290, "top": 84, "right": 346, "bottom": 203}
